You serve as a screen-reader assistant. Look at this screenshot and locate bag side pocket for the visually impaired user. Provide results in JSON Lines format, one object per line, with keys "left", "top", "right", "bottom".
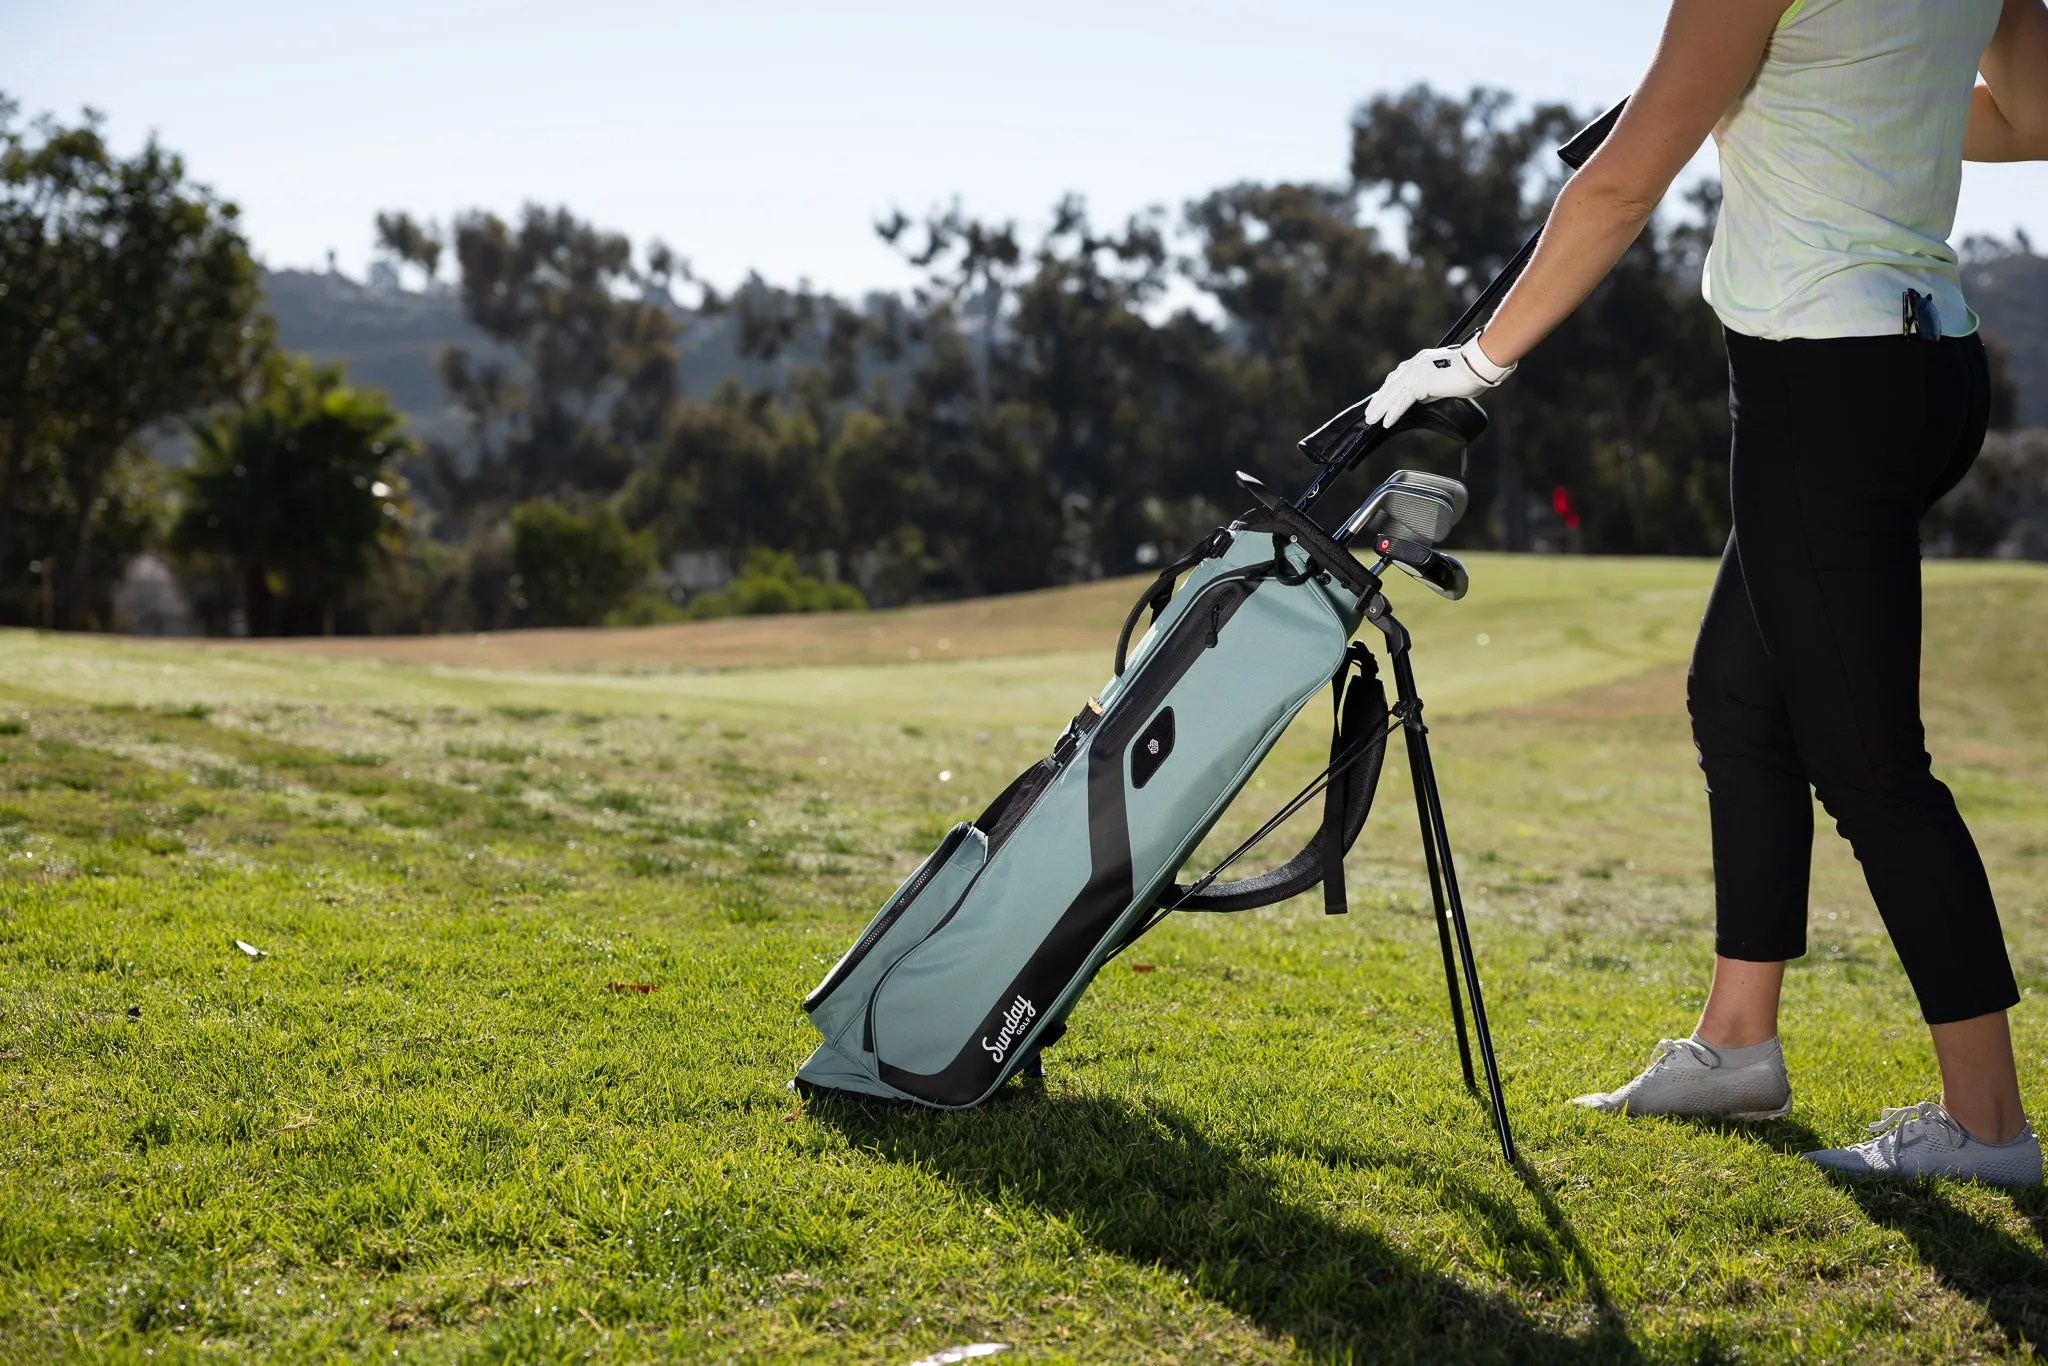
{"left": 803, "top": 823, "right": 988, "bottom": 1049}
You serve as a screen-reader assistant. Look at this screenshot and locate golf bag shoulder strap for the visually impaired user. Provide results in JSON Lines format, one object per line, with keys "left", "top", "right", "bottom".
{"left": 1113, "top": 526, "right": 1234, "bottom": 677}
{"left": 1168, "top": 644, "right": 1388, "bottom": 914}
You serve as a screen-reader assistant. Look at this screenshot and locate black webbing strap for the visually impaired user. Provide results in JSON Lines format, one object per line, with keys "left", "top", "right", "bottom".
{"left": 1320, "top": 644, "right": 1374, "bottom": 915}
{"left": 1162, "top": 642, "right": 1388, "bottom": 915}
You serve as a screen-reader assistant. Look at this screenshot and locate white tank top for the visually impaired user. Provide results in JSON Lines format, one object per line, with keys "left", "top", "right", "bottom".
{"left": 1702, "top": 0, "right": 2001, "bottom": 339}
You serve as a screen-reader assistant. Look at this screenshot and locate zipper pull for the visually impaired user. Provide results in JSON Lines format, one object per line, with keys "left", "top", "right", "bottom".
{"left": 1205, "top": 602, "right": 1221, "bottom": 648}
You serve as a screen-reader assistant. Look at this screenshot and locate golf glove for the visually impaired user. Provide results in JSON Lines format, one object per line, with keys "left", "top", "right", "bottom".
{"left": 1363, "top": 336, "right": 1516, "bottom": 429}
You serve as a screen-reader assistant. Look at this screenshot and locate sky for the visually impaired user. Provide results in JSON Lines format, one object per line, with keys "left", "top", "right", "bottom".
{"left": 9, "top": 0, "right": 2047, "bottom": 298}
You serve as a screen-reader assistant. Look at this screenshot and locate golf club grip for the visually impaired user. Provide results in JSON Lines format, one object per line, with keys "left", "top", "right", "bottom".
{"left": 1557, "top": 98, "right": 1628, "bottom": 170}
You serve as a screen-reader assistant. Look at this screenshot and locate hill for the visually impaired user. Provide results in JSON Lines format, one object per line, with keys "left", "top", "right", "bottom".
{"left": 1964, "top": 246, "right": 2048, "bottom": 427}
{"left": 260, "top": 268, "right": 853, "bottom": 449}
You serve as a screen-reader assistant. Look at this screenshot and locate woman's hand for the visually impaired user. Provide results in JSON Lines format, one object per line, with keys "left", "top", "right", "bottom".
{"left": 1363, "top": 337, "right": 1515, "bottom": 430}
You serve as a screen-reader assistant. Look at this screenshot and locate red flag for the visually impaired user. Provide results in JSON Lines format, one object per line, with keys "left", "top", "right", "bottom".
{"left": 1552, "top": 485, "right": 1581, "bottom": 531}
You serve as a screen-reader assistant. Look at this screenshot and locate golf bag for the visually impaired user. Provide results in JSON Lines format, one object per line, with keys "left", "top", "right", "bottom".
{"left": 795, "top": 499, "right": 1392, "bottom": 1110}
{"left": 793, "top": 98, "right": 1629, "bottom": 1160}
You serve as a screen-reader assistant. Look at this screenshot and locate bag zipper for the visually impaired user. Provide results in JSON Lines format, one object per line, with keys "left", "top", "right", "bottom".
{"left": 803, "top": 822, "right": 970, "bottom": 1013}
{"left": 1095, "top": 572, "right": 1259, "bottom": 759}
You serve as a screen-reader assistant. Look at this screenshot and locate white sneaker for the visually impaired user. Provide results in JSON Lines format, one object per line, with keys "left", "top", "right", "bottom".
{"left": 1801, "top": 1102, "right": 2042, "bottom": 1187}
{"left": 1571, "top": 1036, "right": 1792, "bottom": 1120}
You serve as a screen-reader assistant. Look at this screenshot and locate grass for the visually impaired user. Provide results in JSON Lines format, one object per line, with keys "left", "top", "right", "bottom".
{"left": 1, "top": 556, "right": 2046, "bottom": 1362}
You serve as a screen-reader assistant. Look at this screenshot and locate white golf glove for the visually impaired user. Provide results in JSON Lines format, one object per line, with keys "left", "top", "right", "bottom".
{"left": 1362, "top": 336, "right": 1516, "bottom": 429}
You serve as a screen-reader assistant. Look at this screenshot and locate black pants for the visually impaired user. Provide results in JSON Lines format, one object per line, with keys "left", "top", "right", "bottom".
{"left": 1687, "top": 329, "right": 2018, "bottom": 1026}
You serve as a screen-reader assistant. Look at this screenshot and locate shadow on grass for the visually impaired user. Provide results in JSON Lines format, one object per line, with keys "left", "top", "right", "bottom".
{"left": 1830, "top": 1176, "right": 2048, "bottom": 1357}
{"left": 1678, "top": 1114, "right": 2048, "bottom": 1354}
{"left": 1670, "top": 1114, "right": 1825, "bottom": 1156}
{"left": 818, "top": 1089, "right": 1642, "bottom": 1363}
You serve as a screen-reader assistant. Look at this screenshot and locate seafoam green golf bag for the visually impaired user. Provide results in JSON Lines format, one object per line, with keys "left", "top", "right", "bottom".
{"left": 794, "top": 498, "right": 1392, "bottom": 1108}
{"left": 792, "top": 99, "right": 1633, "bottom": 1159}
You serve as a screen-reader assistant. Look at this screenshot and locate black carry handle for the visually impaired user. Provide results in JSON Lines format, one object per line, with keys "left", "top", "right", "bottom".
{"left": 1293, "top": 96, "right": 1628, "bottom": 503}
{"left": 1112, "top": 527, "right": 1231, "bottom": 677}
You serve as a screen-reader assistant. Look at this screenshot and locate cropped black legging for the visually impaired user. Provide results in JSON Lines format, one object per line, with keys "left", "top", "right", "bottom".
{"left": 1687, "top": 329, "right": 2018, "bottom": 1025}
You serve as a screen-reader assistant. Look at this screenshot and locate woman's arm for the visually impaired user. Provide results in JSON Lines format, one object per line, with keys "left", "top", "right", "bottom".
{"left": 1968, "top": 0, "right": 2048, "bottom": 162}
{"left": 1472, "top": 0, "right": 1784, "bottom": 368}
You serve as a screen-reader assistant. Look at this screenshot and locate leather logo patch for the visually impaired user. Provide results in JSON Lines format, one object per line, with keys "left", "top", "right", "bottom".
{"left": 1131, "top": 707, "right": 1175, "bottom": 789}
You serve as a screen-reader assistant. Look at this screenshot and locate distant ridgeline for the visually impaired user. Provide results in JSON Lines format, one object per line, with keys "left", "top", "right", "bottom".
{"left": 261, "top": 268, "right": 914, "bottom": 454}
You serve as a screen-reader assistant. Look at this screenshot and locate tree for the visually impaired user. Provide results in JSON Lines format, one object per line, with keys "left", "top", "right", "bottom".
{"left": 1182, "top": 180, "right": 1437, "bottom": 484}
{"left": 174, "top": 356, "right": 412, "bottom": 635}
{"left": 373, "top": 210, "right": 442, "bottom": 290}
{"left": 885, "top": 196, "right": 1202, "bottom": 584}
{"left": 1350, "top": 86, "right": 1579, "bottom": 279}
{"left": 679, "top": 547, "right": 865, "bottom": 619}
{"left": 0, "top": 96, "right": 267, "bottom": 627}
{"left": 507, "top": 498, "right": 653, "bottom": 627}
{"left": 423, "top": 205, "right": 681, "bottom": 521}
{"left": 879, "top": 203, "right": 1021, "bottom": 402}
{"left": 367, "top": 82, "right": 1757, "bottom": 636}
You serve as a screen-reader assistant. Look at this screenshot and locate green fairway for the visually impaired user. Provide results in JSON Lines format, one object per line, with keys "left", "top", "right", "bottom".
{"left": 3, "top": 556, "right": 2047, "bottom": 1363}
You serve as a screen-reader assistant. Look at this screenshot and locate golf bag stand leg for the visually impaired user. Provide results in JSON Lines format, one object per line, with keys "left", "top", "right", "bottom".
{"left": 1370, "top": 596, "right": 1519, "bottom": 1164}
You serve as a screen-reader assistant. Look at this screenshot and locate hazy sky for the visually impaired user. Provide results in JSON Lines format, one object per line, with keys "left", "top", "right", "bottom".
{"left": 11, "top": 0, "right": 2047, "bottom": 296}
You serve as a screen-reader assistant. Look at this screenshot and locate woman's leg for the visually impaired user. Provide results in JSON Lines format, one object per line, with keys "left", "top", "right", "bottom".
{"left": 1934, "top": 1013, "right": 2026, "bottom": 1143}
{"left": 1723, "top": 331, "right": 2021, "bottom": 1139}
{"left": 1568, "top": 525, "right": 1803, "bottom": 1118}
{"left": 1697, "top": 956, "right": 1787, "bottom": 1050}
{"left": 1687, "top": 417, "right": 1816, "bottom": 1049}
{"left": 1918, "top": 336, "right": 2026, "bottom": 1143}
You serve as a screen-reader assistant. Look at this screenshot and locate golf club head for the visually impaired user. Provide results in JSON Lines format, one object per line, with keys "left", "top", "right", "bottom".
{"left": 1395, "top": 549, "right": 1470, "bottom": 601}
{"left": 1382, "top": 469, "right": 1469, "bottom": 529}
{"left": 1336, "top": 469, "right": 1470, "bottom": 547}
